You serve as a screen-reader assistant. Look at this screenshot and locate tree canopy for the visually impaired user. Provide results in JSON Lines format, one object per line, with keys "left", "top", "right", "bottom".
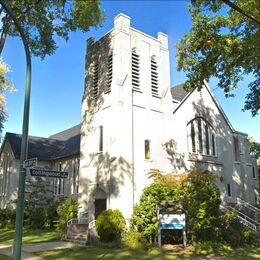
{"left": 0, "top": 0, "right": 104, "bottom": 59}
{"left": 0, "top": 59, "right": 14, "bottom": 134}
{"left": 176, "top": 0, "right": 260, "bottom": 116}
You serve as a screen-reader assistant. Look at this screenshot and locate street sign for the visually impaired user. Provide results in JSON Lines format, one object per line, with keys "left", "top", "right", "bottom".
{"left": 23, "top": 158, "right": 38, "bottom": 168}
{"left": 29, "top": 168, "right": 69, "bottom": 179}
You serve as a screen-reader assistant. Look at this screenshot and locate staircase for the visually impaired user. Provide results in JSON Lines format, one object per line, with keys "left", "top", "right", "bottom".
{"left": 66, "top": 218, "right": 98, "bottom": 245}
{"left": 221, "top": 197, "right": 260, "bottom": 233}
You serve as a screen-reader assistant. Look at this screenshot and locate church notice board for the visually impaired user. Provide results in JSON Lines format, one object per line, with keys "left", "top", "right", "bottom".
{"left": 158, "top": 213, "right": 186, "bottom": 247}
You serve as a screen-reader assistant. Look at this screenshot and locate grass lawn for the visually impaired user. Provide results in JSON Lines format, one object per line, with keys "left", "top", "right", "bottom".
{"left": 0, "top": 226, "right": 60, "bottom": 245}
{"left": 0, "top": 254, "right": 11, "bottom": 260}
{"left": 36, "top": 245, "right": 260, "bottom": 259}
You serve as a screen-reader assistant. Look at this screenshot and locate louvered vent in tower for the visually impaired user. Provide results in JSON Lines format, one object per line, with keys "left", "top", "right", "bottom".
{"left": 106, "top": 53, "right": 113, "bottom": 93}
{"left": 132, "top": 51, "right": 140, "bottom": 91}
{"left": 151, "top": 57, "right": 158, "bottom": 96}
{"left": 92, "top": 61, "right": 99, "bottom": 99}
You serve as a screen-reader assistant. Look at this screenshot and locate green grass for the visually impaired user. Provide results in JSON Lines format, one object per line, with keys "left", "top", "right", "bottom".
{"left": 36, "top": 245, "right": 260, "bottom": 259}
{"left": 0, "top": 226, "right": 60, "bottom": 245}
{"left": 0, "top": 254, "right": 11, "bottom": 260}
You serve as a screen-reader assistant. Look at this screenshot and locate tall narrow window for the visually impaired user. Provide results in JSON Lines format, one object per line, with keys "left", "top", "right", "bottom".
{"left": 132, "top": 50, "right": 140, "bottom": 91}
{"left": 227, "top": 184, "right": 232, "bottom": 197}
{"left": 151, "top": 57, "right": 158, "bottom": 96}
{"left": 198, "top": 119, "right": 203, "bottom": 154}
{"left": 99, "top": 126, "right": 103, "bottom": 152}
{"left": 212, "top": 133, "right": 216, "bottom": 156}
{"left": 205, "top": 124, "right": 210, "bottom": 155}
{"left": 191, "top": 121, "right": 196, "bottom": 153}
{"left": 145, "top": 140, "right": 150, "bottom": 160}
{"left": 252, "top": 167, "right": 256, "bottom": 179}
{"left": 106, "top": 53, "right": 113, "bottom": 93}
{"left": 233, "top": 136, "right": 239, "bottom": 161}
{"left": 92, "top": 61, "right": 99, "bottom": 99}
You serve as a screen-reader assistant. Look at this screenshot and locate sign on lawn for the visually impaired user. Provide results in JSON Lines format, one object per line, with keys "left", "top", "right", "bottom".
{"left": 23, "top": 158, "right": 38, "bottom": 168}
{"left": 159, "top": 214, "right": 185, "bottom": 229}
{"left": 29, "top": 168, "right": 68, "bottom": 179}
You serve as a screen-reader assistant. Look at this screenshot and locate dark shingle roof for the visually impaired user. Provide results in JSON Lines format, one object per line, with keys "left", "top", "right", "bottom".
{"left": 52, "top": 134, "right": 80, "bottom": 159}
{"left": 49, "top": 124, "right": 81, "bottom": 141}
{"left": 6, "top": 125, "right": 80, "bottom": 160}
{"left": 170, "top": 83, "right": 189, "bottom": 102}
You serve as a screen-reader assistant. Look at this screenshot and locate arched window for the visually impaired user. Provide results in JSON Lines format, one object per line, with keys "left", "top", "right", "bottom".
{"left": 188, "top": 118, "right": 216, "bottom": 156}
{"left": 132, "top": 49, "right": 140, "bottom": 91}
{"left": 151, "top": 56, "right": 159, "bottom": 96}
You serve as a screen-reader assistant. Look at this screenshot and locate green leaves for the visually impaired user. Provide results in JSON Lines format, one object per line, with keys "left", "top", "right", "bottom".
{"left": 1, "top": 0, "right": 104, "bottom": 59}
{"left": 177, "top": 0, "right": 260, "bottom": 116}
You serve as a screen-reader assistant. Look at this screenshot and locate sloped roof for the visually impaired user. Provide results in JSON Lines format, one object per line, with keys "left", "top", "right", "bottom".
{"left": 170, "top": 83, "right": 189, "bottom": 102}
{"left": 4, "top": 125, "right": 81, "bottom": 160}
{"left": 52, "top": 134, "right": 80, "bottom": 159}
{"left": 49, "top": 124, "right": 81, "bottom": 141}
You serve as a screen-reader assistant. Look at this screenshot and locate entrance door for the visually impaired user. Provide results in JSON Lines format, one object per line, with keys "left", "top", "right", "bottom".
{"left": 94, "top": 199, "right": 107, "bottom": 219}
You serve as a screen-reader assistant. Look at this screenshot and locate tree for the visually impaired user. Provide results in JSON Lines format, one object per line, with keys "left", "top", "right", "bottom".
{"left": 176, "top": 0, "right": 260, "bottom": 116}
{"left": 0, "top": 58, "right": 14, "bottom": 134}
{"left": 0, "top": 0, "right": 105, "bottom": 59}
{"left": 249, "top": 137, "right": 260, "bottom": 159}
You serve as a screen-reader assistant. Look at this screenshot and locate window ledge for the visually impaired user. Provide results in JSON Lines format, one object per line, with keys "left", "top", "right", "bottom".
{"left": 133, "top": 88, "right": 142, "bottom": 94}
{"left": 234, "top": 161, "right": 241, "bottom": 165}
{"left": 152, "top": 94, "right": 161, "bottom": 99}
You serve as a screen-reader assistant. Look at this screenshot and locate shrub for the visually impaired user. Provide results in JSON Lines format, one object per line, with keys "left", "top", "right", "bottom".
{"left": 0, "top": 208, "right": 16, "bottom": 227}
{"left": 96, "top": 209, "right": 126, "bottom": 242}
{"left": 56, "top": 196, "right": 78, "bottom": 237}
{"left": 131, "top": 181, "right": 179, "bottom": 243}
{"left": 122, "top": 230, "right": 146, "bottom": 250}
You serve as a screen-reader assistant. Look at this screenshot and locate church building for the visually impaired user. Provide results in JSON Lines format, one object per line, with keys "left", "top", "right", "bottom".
{"left": 0, "top": 14, "right": 258, "bottom": 224}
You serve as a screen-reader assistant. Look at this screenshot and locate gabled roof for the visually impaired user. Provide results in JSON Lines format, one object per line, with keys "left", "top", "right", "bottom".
{"left": 172, "top": 81, "right": 236, "bottom": 133}
{"left": 170, "top": 83, "right": 189, "bottom": 102}
{"left": 2, "top": 125, "right": 81, "bottom": 160}
{"left": 49, "top": 124, "right": 81, "bottom": 141}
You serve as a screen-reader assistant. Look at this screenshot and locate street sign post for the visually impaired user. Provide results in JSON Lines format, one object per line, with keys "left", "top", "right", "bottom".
{"left": 29, "top": 168, "right": 69, "bottom": 179}
{"left": 23, "top": 158, "right": 38, "bottom": 168}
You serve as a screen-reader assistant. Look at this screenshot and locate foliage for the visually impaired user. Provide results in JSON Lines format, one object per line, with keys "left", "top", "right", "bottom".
{"left": 24, "top": 177, "right": 57, "bottom": 229}
{"left": 131, "top": 181, "right": 180, "bottom": 243}
{"left": 0, "top": 58, "right": 15, "bottom": 133}
{"left": 249, "top": 136, "right": 260, "bottom": 159}
{"left": 0, "top": 0, "right": 105, "bottom": 59}
{"left": 95, "top": 209, "right": 126, "bottom": 242}
{"left": 219, "top": 210, "right": 258, "bottom": 248}
{"left": 176, "top": 0, "right": 260, "bottom": 116}
{"left": 0, "top": 208, "right": 15, "bottom": 228}
{"left": 122, "top": 230, "right": 147, "bottom": 250}
{"left": 132, "top": 170, "right": 257, "bottom": 247}
{"left": 56, "top": 195, "right": 78, "bottom": 237}
{"left": 181, "top": 172, "right": 221, "bottom": 242}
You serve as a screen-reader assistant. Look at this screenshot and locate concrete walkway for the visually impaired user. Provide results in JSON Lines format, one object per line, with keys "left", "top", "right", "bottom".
{"left": 0, "top": 241, "right": 77, "bottom": 259}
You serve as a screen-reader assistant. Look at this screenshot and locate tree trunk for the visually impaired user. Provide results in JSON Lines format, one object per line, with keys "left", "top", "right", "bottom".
{"left": 0, "top": 15, "right": 11, "bottom": 55}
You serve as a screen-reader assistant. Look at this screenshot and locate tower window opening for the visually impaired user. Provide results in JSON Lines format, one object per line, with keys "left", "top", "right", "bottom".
{"left": 151, "top": 57, "right": 158, "bottom": 96}
{"left": 132, "top": 50, "right": 140, "bottom": 91}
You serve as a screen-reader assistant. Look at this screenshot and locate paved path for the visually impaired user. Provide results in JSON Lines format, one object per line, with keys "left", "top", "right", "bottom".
{"left": 0, "top": 241, "right": 77, "bottom": 259}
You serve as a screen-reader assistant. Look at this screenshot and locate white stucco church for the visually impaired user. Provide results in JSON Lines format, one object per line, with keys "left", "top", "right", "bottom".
{"left": 0, "top": 14, "right": 258, "bottom": 224}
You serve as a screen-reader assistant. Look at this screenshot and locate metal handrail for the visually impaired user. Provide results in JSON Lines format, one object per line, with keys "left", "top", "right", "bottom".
{"left": 221, "top": 204, "right": 260, "bottom": 232}
{"left": 225, "top": 205, "right": 259, "bottom": 225}
{"left": 236, "top": 198, "right": 260, "bottom": 215}
{"left": 67, "top": 218, "right": 88, "bottom": 227}
{"left": 88, "top": 220, "right": 96, "bottom": 229}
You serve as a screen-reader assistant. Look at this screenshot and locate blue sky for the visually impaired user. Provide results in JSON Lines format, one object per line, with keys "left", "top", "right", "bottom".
{"left": 2, "top": 0, "right": 259, "bottom": 142}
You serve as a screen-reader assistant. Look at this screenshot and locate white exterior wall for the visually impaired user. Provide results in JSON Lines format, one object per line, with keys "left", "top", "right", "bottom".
{"left": 79, "top": 13, "right": 258, "bottom": 220}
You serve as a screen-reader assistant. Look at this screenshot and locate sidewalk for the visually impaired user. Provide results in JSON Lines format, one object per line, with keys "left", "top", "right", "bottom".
{"left": 0, "top": 241, "right": 77, "bottom": 259}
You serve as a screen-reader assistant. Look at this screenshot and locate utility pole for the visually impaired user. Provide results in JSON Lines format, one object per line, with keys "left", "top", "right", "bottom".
{"left": 0, "top": 1, "right": 32, "bottom": 259}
